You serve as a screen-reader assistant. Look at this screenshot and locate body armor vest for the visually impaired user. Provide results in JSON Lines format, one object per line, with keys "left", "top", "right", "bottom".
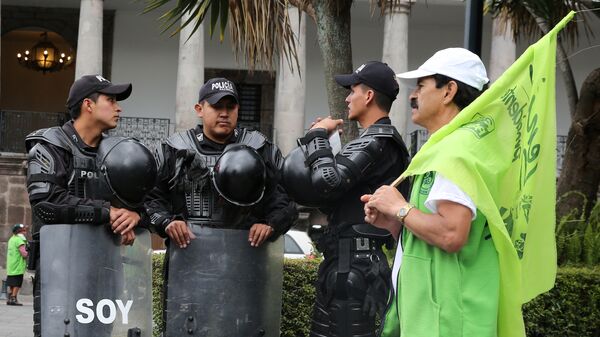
{"left": 166, "top": 129, "right": 266, "bottom": 228}
{"left": 26, "top": 127, "right": 103, "bottom": 200}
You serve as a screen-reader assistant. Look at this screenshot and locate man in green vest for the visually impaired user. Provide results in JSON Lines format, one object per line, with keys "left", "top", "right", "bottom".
{"left": 361, "top": 48, "right": 498, "bottom": 337}
{"left": 6, "top": 223, "right": 29, "bottom": 306}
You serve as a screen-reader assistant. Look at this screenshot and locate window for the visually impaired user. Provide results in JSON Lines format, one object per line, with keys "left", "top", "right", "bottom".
{"left": 284, "top": 234, "right": 304, "bottom": 254}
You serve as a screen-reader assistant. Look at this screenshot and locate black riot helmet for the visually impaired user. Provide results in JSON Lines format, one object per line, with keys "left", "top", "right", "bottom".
{"left": 281, "top": 146, "right": 328, "bottom": 207}
{"left": 97, "top": 137, "right": 158, "bottom": 209}
{"left": 211, "top": 144, "right": 266, "bottom": 206}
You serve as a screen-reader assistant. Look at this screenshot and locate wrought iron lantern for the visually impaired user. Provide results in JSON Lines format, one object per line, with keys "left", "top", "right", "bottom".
{"left": 16, "top": 32, "right": 74, "bottom": 74}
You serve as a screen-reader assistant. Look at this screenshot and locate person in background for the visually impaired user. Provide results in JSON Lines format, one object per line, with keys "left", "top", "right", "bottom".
{"left": 6, "top": 223, "right": 29, "bottom": 306}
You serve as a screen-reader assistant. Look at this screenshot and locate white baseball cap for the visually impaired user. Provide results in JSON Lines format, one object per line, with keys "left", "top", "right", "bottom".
{"left": 396, "top": 48, "right": 489, "bottom": 91}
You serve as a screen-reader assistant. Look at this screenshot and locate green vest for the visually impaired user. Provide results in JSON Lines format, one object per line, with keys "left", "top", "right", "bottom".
{"left": 7, "top": 234, "right": 27, "bottom": 276}
{"left": 381, "top": 172, "right": 499, "bottom": 337}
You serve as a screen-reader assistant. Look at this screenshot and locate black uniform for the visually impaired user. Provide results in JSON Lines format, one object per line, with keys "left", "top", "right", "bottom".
{"left": 145, "top": 125, "right": 297, "bottom": 329}
{"left": 25, "top": 121, "right": 148, "bottom": 337}
{"left": 296, "top": 117, "right": 410, "bottom": 337}
{"left": 145, "top": 125, "right": 297, "bottom": 236}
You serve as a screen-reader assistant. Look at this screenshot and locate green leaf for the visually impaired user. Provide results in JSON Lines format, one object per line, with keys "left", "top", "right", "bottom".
{"left": 219, "top": 0, "right": 229, "bottom": 41}
{"left": 209, "top": 0, "right": 220, "bottom": 38}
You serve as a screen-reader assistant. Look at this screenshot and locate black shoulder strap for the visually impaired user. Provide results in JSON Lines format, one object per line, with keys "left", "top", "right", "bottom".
{"left": 362, "top": 123, "right": 409, "bottom": 157}
{"left": 237, "top": 129, "right": 268, "bottom": 150}
{"left": 25, "top": 127, "right": 74, "bottom": 153}
{"left": 166, "top": 129, "right": 198, "bottom": 152}
{"left": 361, "top": 124, "right": 403, "bottom": 143}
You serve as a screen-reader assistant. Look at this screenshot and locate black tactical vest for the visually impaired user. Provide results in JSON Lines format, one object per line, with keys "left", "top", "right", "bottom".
{"left": 26, "top": 127, "right": 104, "bottom": 200}
{"left": 165, "top": 129, "right": 268, "bottom": 228}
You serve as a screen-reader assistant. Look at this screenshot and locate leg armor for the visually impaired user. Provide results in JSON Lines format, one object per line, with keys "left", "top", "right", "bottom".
{"left": 310, "top": 237, "right": 391, "bottom": 337}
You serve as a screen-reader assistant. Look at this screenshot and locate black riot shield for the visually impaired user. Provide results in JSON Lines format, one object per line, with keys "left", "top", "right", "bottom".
{"left": 165, "top": 225, "right": 284, "bottom": 337}
{"left": 41, "top": 225, "right": 152, "bottom": 337}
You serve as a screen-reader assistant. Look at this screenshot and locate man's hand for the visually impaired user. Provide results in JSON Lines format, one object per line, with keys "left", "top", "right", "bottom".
{"left": 364, "top": 185, "right": 406, "bottom": 216}
{"left": 248, "top": 223, "right": 274, "bottom": 247}
{"left": 120, "top": 230, "right": 136, "bottom": 246}
{"left": 110, "top": 207, "right": 141, "bottom": 235}
{"left": 310, "top": 116, "right": 344, "bottom": 134}
{"left": 361, "top": 185, "right": 407, "bottom": 240}
{"left": 165, "top": 220, "right": 196, "bottom": 249}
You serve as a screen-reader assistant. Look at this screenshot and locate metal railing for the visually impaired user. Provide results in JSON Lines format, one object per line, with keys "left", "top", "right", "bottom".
{"left": 409, "top": 129, "right": 568, "bottom": 176}
{"left": 108, "top": 117, "right": 171, "bottom": 154}
{"left": 0, "top": 111, "right": 171, "bottom": 154}
{"left": 0, "top": 110, "right": 70, "bottom": 153}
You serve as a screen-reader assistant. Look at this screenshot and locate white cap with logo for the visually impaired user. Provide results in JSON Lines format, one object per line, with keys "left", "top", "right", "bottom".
{"left": 396, "top": 48, "right": 489, "bottom": 91}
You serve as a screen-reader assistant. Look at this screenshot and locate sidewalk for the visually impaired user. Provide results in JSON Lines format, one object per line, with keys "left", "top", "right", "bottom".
{"left": 0, "top": 294, "right": 34, "bottom": 337}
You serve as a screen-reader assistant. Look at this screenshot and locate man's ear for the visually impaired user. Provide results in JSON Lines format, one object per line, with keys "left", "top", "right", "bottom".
{"left": 365, "top": 89, "right": 375, "bottom": 106}
{"left": 443, "top": 81, "right": 458, "bottom": 105}
{"left": 82, "top": 98, "right": 93, "bottom": 114}
{"left": 194, "top": 102, "right": 204, "bottom": 118}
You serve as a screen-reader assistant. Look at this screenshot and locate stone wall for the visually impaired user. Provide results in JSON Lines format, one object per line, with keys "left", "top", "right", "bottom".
{"left": 0, "top": 153, "right": 30, "bottom": 272}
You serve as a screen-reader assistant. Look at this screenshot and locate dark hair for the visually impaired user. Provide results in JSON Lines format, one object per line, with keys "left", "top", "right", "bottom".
{"left": 69, "top": 92, "right": 100, "bottom": 119}
{"left": 360, "top": 84, "right": 394, "bottom": 113}
{"left": 432, "top": 74, "right": 488, "bottom": 110}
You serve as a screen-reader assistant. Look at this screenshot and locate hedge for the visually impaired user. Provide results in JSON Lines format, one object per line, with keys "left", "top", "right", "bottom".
{"left": 152, "top": 254, "right": 600, "bottom": 337}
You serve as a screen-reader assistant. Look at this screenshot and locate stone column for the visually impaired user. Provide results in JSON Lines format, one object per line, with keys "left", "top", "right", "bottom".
{"left": 75, "top": 0, "right": 103, "bottom": 78}
{"left": 489, "top": 17, "right": 516, "bottom": 83}
{"left": 381, "top": 0, "right": 411, "bottom": 139}
{"left": 175, "top": 12, "right": 204, "bottom": 132}
{"left": 274, "top": 7, "right": 306, "bottom": 155}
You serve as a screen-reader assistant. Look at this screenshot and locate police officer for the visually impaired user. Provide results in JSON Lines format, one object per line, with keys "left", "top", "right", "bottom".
{"left": 145, "top": 77, "right": 297, "bottom": 334}
{"left": 25, "top": 75, "right": 151, "bottom": 337}
{"left": 282, "top": 61, "right": 410, "bottom": 337}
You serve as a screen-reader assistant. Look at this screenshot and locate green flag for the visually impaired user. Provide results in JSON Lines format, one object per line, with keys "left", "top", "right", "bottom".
{"left": 396, "top": 11, "right": 574, "bottom": 337}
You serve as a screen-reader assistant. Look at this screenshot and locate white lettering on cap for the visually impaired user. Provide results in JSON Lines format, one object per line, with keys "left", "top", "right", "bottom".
{"left": 211, "top": 81, "right": 234, "bottom": 92}
{"left": 95, "top": 75, "right": 109, "bottom": 83}
{"left": 355, "top": 64, "right": 366, "bottom": 73}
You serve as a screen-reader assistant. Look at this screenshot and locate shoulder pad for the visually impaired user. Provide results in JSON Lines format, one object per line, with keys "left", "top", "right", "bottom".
{"left": 237, "top": 129, "right": 268, "bottom": 150}
{"left": 25, "top": 127, "right": 72, "bottom": 152}
{"left": 361, "top": 124, "right": 404, "bottom": 147}
{"left": 166, "top": 129, "right": 197, "bottom": 151}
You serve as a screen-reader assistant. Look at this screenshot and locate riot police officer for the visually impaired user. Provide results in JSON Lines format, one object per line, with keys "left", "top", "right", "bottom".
{"left": 25, "top": 75, "right": 155, "bottom": 337}
{"left": 282, "top": 61, "right": 411, "bottom": 337}
{"left": 145, "top": 77, "right": 297, "bottom": 336}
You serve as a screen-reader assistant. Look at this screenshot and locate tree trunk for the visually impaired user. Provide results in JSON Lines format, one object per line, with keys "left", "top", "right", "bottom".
{"left": 312, "top": 0, "right": 358, "bottom": 142}
{"left": 557, "top": 68, "right": 600, "bottom": 220}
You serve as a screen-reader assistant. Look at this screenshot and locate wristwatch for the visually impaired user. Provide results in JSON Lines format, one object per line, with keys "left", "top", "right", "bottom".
{"left": 396, "top": 203, "right": 415, "bottom": 224}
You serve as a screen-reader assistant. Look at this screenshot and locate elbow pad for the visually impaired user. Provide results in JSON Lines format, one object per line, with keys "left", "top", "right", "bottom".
{"left": 300, "top": 129, "right": 341, "bottom": 193}
{"left": 33, "top": 201, "right": 110, "bottom": 225}
{"left": 27, "top": 144, "right": 57, "bottom": 200}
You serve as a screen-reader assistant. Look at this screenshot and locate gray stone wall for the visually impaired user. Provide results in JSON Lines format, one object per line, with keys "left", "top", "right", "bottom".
{"left": 0, "top": 153, "right": 30, "bottom": 272}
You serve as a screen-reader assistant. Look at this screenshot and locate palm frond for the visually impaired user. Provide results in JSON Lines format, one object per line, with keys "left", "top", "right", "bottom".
{"left": 140, "top": 0, "right": 300, "bottom": 72}
{"left": 485, "top": 0, "right": 598, "bottom": 47}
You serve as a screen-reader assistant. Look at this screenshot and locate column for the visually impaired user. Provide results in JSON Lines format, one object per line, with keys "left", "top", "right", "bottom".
{"left": 489, "top": 17, "right": 516, "bottom": 83}
{"left": 174, "top": 12, "right": 204, "bottom": 132}
{"left": 274, "top": 7, "right": 306, "bottom": 155}
{"left": 381, "top": 0, "right": 411, "bottom": 139}
{"left": 75, "top": 0, "right": 103, "bottom": 78}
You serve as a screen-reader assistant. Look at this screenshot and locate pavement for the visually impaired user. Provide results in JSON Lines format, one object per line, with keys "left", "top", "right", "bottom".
{"left": 0, "top": 294, "right": 34, "bottom": 337}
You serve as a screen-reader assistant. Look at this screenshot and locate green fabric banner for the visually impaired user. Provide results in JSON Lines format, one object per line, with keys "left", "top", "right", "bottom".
{"left": 390, "top": 11, "right": 574, "bottom": 337}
